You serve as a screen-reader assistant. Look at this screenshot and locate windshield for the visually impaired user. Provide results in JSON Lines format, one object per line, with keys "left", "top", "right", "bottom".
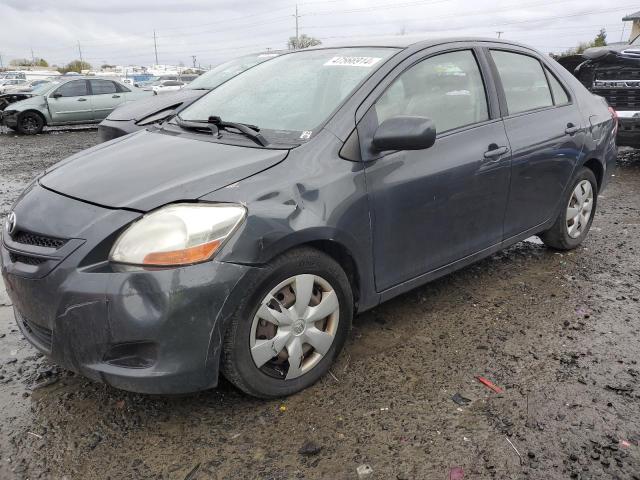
{"left": 632, "top": 35, "right": 640, "bottom": 45}
{"left": 186, "top": 53, "right": 279, "bottom": 90}
{"left": 179, "top": 48, "right": 397, "bottom": 139}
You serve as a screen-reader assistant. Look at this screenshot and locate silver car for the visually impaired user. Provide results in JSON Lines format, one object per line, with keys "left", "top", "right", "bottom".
{"left": 1, "top": 77, "right": 153, "bottom": 134}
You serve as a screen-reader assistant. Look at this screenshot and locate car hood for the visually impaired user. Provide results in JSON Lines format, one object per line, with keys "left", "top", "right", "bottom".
{"left": 5, "top": 94, "right": 45, "bottom": 110}
{"left": 39, "top": 129, "right": 288, "bottom": 212}
{"left": 107, "top": 88, "right": 205, "bottom": 121}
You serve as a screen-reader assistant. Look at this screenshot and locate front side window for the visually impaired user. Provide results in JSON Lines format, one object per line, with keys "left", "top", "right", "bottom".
{"left": 179, "top": 47, "right": 399, "bottom": 141}
{"left": 375, "top": 50, "right": 489, "bottom": 133}
{"left": 491, "top": 50, "right": 553, "bottom": 114}
{"left": 90, "top": 79, "right": 117, "bottom": 95}
{"left": 55, "top": 80, "right": 88, "bottom": 97}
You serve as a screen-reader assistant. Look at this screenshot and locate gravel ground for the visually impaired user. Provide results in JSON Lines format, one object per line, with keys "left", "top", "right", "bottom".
{"left": 0, "top": 129, "right": 639, "bottom": 480}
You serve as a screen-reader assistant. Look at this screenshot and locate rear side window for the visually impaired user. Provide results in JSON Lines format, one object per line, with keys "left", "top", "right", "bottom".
{"left": 116, "top": 82, "right": 131, "bottom": 93}
{"left": 90, "top": 79, "right": 117, "bottom": 95}
{"left": 545, "top": 68, "right": 570, "bottom": 105}
{"left": 375, "top": 50, "right": 489, "bottom": 133}
{"left": 491, "top": 50, "right": 553, "bottom": 114}
{"left": 55, "top": 80, "right": 88, "bottom": 97}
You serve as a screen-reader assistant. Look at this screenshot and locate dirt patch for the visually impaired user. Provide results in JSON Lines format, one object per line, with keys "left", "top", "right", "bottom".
{"left": 0, "top": 131, "right": 639, "bottom": 479}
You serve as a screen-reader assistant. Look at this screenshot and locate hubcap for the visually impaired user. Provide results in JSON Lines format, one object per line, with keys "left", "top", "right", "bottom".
{"left": 566, "top": 179, "right": 594, "bottom": 239}
{"left": 250, "top": 274, "right": 340, "bottom": 380}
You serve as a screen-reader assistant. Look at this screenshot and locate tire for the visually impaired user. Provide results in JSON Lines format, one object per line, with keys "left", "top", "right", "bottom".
{"left": 540, "top": 167, "right": 598, "bottom": 250}
{"left": 16, "top": 111, "right": 44, "bottom": 135}
{"left": 221, "top": 247, "right": 353, "bottom": 398}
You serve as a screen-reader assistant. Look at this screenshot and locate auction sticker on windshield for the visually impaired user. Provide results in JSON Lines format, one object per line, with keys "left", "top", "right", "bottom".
{"left": 324, "top": 56, "right": 382, "bottom": 67}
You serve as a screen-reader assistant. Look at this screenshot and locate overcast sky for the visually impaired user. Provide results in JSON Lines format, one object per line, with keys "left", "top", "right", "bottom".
{"left": 0, "top": 0, "right": 635, "bottom": 68}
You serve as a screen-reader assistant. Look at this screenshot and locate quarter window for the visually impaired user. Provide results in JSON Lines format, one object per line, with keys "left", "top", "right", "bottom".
{"left": 491, "top": 50, "right": 553, "bottom": 114}
{"left": 55, "top": 80, "right": 88, "bottom": 97}
{"left": 90, "top": 80, "right": 118, "bottom": 95}
{"left": 375, "top": 50, "right": 489, "bottom": 134}
{"left": 545, "top": 68, "right": 570, "bottom": 105}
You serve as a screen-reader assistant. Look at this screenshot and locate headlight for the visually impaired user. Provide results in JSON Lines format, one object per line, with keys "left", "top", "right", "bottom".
{"left": 109, "top": 203, "right": 246, "bottom": 266}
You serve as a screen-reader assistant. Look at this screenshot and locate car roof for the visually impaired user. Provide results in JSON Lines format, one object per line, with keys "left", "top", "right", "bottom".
{"left": 312, "top": 35, "right": 538, "bottom": 52}
{"left": 58, "top": 76, "right": 125, "bottom": 83}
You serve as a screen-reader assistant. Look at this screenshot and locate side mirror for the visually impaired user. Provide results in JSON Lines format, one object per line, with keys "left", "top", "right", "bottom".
{"left": 372, "top": 115, "right": 436, "bottom": 152}
{"left": 51, "top": 92, "right": 62, "bottom": 98}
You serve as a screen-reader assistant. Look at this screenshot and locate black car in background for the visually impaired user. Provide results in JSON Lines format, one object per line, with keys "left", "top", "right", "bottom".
{"left": 97, "top": 52, "right": 280, "bottom": 141}
{"left": 560, "top": 36, "right": 640, "bottom": 148}
{"left": 2, "top": 38, "right": 617, "bottom": 398}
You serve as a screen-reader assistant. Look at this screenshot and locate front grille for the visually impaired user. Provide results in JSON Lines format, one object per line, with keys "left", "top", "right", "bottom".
{"left": 12, "top": 230, "right": 67, "bottom": 249}
{"left": 20, "top": 314, "right": 53, "bottom": 351}
{"left": 595, "top": 66, "right": 640, "bottom": 81}
{"left": 592, "top": 88, "right": 640, "bottom": 110}
{"left": 9, "top": 252, "right": 47, "bottom": 265}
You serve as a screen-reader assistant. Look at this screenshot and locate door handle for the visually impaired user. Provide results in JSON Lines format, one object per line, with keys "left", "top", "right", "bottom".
{"left": 77, "top": 98, "right": 87, "bottom": 102}
{"left": 565, "top": 123, "right": 580, "bottom": 135}
{"left": 112, "top": 95, "right": 120, "bottom": 98}
{"left": 484, "top": 145, "right": 509, "bottom": 159}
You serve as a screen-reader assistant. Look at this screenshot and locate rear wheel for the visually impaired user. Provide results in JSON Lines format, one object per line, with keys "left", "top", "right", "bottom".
{"left": 16, "top": 111, "right": 44, "bottom": 135}
{"left": 222, "top": 247, "right": 353, "bottom": 398}
{"left": 540, "top": 167, "right": 597, "bottom": 250}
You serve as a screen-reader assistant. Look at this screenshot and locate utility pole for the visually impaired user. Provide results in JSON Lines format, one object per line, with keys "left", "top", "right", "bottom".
{"left": 77, "top": 41, "right": 83, "bottom": 66}
{"left": 496, "top": 31, "right": 503, "bottom": 39}
{"left": 191, "top": 55, "right": 197, "bottom": 69}
{"left": 293, "top": 4, "right": 300, "bottom": 49}
{"left": 153, "top": 30, "right": 159, "bottom": 65}
{"left": 0, "top": 52, "right": 4, "bottom": 69}
{"left": 31, "top": 48, "right": 35, "bottom": 66}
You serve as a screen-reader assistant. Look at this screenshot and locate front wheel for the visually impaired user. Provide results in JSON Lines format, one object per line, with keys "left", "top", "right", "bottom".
{"left": 540, "top": 167, "right": 598, "bottom": 250}
{"left": 16, "top": 111, "right": 44, "bottom": 135}
{"left": 222, "top": 247, "right": 353, "bottom": 398}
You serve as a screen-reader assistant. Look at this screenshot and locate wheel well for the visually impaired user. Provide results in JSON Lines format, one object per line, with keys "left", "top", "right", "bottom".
{"left": 583, "top": 158, "right": 603, "bottom": 192}
{"left": 305, "top": 240, "right": 360, "bottom": 309}
{"left": 19, "top": 109, "right": 46, "bottom": 125}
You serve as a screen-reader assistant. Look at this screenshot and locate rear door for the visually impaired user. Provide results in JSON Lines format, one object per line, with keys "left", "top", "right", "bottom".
{"left": 47, "top": 80, "right": 93, "bottom": 123}
{"left": 359, "top": 46, "right": 512, "bottom": 291}
{"left": 88, "top": 79, "right": 126, "bottom": 120}
{"left": 487, "top": 47, "right": 585, "bottom": 239}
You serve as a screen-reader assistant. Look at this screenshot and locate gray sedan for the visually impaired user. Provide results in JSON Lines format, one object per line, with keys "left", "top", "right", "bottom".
{"left": 2, "top": 77, "right": 153, "bottom": 134}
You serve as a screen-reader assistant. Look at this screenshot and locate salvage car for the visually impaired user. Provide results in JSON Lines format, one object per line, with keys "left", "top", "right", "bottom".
{"left": 569, "top": 35, "right": 640, "bottom": 147}
{"left": 1, "top": 77, "right": 153, "bottom": 134}
{"left": 1, "top": 38, "right": 617, "bottom": 398}
{"left": 3, "top": 79, "right": 52, "bottom": 94}
{"left": 0, "top": 78, "right": 27, "bottom": 94}
{"left": 98, "top": 52, "right": 280, "bottom": 141}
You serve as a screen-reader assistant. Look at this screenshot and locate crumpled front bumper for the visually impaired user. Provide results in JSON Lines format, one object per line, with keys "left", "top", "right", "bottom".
{"left": 1, "top": 110, "right": 18, "bottom": 128}
{"left": 1, "top": 184, "right": 256, "bottom": 394}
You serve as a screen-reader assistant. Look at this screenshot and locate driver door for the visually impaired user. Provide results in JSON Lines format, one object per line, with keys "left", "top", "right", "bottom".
{"left": 48, "top": 80, "right": 93, "bottom": 123}
{"left": 359, "top": 48, "right": 512, "bottom": 291}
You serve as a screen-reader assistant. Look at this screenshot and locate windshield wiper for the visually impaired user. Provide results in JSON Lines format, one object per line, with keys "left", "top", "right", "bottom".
{"left": 174, "top": 116, "right": 217, "bottom": 135}
{"left": 208, "top": 115, "right": 269, "bottom": 147}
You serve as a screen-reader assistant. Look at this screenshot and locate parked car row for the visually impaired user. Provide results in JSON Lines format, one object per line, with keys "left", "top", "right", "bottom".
{"left": 1, "top": 38, "right": 616, "bottom": 398}
{"left": 1, "top": 78, "right": 153, "bottom": 134}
